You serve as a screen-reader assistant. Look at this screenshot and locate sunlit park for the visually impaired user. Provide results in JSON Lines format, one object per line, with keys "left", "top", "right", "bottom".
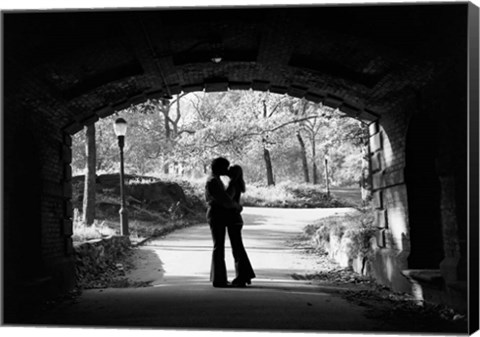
{"left": 71, "top": 90, "right": 368, "bottom": 242}
{"left": 25, "top": 90, "right": 464, "bottom": 333}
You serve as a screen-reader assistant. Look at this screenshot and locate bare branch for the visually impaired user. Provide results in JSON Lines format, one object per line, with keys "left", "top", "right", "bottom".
{"left": 174, "top": 94, "right": 182, "bottom": 124}
{"left": 239, "top": 115, "right": 319, "bottom": 138}
{"left": 177, "top": 129, "right": 196, "bottom": 135}
{"left": 267, "top": 95, "right": 289, "bottom": 118}
{"left": 169, "top": 92, "right": 188, "bottom": 106}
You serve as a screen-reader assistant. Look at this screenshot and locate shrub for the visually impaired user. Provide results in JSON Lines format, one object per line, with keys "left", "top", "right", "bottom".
{"left": 304, "top": 206, "right": 376, "bottom": 258}
{"left": 242, "top": 184, "right": 296, "bottom": 207}
{"left": 308, "top": 216, "right": 348, "bottom": 251}
{"left": 284, "top": 183, "right": 344, "bottom": 208}
{"left": 315, "top": 224, "right": 332, "bottom": 242}
{"left": 304, "top": 224, "right": 321, "bottom": 236}
{"left": 343, "top": 208, "right": 376, "bottom": 257}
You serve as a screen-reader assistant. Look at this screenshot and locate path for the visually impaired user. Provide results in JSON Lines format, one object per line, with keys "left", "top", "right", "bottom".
{"left": 29, "top": 207, "right": 463, "bottom": 333}
{"left": 126, "top": 207, "right": 356, "bottom": 287}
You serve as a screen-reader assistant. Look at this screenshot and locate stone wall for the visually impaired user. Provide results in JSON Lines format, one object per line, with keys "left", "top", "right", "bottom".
{"left": 366, "top": 97, "right": 412, "bottom": 293}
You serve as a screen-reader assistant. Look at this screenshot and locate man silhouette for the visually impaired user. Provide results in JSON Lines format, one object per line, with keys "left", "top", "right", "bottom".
{"left": 205, "top": 157, "right": 242, "bottom": 287}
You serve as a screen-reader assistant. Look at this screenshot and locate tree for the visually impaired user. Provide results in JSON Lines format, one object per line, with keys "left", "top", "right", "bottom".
{"left": 296, "top": 130, "right": 309, "bottom": 183}
{"left": 152, "top": 93, "right": 188, "bottom": 173}
{"left": 261, "top": 99, "right": 275, "bottom": 185}
{"left": 71, "top": 91, "right": 367, "bottom": 188}
{"left": 82, "top": 124, "right": 96, "bottom": 226}
{"left": 183, "top": 90, "right": 295, "bottom": 185}
{"left": 72, "top": 117, "right": 118, "bottom": 175}
{"left": 315, "top": 113, "right": 367, "bottom": 187}
{"left": 287, "top": 99, "right": 323, "bottom": 184}
{"left": 179, "top": 90, "right": 331, "bottom": 184}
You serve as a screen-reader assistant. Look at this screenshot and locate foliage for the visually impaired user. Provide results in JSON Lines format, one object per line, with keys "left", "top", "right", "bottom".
{"left": 241, "top": 184, "right": 297, "bottom": 207}
{"left": 72, "top": 173, "right": 207, "bottom": 243}
{"left": 304, "top": 205, "right": 376, "bottom": 257}
{"left": 72, "top": 90, "right": 367, "bottom": 188}
{"left": 343, "top": 208, "right": 377, "bottom": 257}
{"left": 72, "top": 120, "right": 118, "bottom": 174}
{"left": 241, "top": 181, "right": 348, "bottom": 208}
{"left": 285, "top": 183, "right": 344, "bottom": 207}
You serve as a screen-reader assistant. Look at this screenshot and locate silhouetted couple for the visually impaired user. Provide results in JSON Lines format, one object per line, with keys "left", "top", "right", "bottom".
{"left": 205, "top": 157, "right": 256, "bottom": 288}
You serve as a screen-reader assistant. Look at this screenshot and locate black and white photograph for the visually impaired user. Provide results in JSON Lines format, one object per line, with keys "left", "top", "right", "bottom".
{"left": 1, "top": 1, "right": 479, "bottom": 336}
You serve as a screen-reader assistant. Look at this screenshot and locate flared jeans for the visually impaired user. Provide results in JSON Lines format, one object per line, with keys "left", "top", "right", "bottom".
{"left": 209, "top": 221, "right": 228, "bottom": 285}
{"left": 227, "top": 224, "right": 256, "bottom": 282}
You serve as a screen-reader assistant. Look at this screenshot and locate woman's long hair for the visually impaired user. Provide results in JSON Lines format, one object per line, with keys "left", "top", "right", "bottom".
{"left": 229, "top": 165, "right": 246, "bottom": 193}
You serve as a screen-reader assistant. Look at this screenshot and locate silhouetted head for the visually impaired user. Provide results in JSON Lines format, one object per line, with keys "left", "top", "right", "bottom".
{"left": 211, "top": 157, "right": 230, "bottom": 176}
{"left": 228, "top": 165, "right": 246, "bottom": 193}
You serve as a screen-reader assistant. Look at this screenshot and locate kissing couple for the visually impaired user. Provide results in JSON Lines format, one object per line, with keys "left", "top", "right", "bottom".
{"left": 205, "top": 157, "right": 256, "bottom": 288}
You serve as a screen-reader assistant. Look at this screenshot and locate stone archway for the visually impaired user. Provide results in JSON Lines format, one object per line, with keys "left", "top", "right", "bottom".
{"left": 3, "top": 4, "right": 474, "bottom": 318}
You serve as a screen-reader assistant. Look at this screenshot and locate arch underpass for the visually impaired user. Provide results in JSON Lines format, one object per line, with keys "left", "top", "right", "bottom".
{"left": 3, "top": 3, "right": 478, "bottom": 323}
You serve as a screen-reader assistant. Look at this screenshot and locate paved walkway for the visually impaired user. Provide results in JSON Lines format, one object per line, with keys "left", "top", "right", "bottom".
{"left": 30, "top": 207, "right": 396, "bottom": 333}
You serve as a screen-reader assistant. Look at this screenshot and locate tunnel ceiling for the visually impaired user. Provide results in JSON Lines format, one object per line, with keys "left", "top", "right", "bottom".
{"left": 3, "top": 4, "right": 467, "bottom": 130}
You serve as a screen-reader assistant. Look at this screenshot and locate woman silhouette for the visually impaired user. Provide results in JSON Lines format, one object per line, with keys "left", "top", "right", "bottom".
{"left": 226, "top": 165, "right": 256, "bottom": 287}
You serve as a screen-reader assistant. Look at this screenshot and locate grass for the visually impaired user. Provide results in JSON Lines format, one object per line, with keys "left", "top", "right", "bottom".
{"left": 72, "top": 187, "right": 194, "bottom": 243}
{"left": 143, "top": 175, "right": 360, "bottom": 208}
{"left": 241, "top": 181, "right": 349, "bottom": 208}
{"left": 72, "top": 210, "right": 117, "bottom": 242}
{"left": 72, "top": 211, "right": 196, "bottom": 243}
{"left": 242, "top": 184, "right": 296, "bottom": 206}
{"left": 72, "top": 174, "right": 362, "bottom": 243}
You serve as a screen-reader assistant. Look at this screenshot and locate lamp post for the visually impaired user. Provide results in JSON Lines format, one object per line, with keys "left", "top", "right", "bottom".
{"left": 114, "top": 118, "right": 129, "bottom": 236}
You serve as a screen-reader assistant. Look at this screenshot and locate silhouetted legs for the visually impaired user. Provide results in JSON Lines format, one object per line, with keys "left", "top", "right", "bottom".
{"left": 227, "top": 224, "right": 255, "bottom": 285}
{"left": 209, "top": 221, "right": 228, "bottom": 286}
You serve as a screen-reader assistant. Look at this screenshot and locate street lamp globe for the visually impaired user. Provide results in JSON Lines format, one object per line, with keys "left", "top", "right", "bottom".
{"left": 161, "top": 93, "right": 173, "bottom": 106}
{"left": 211, "top": 56, "right": 222, "bottom": 64}
{"left": 114, "top": 118, "right": 127, "bottom": 137}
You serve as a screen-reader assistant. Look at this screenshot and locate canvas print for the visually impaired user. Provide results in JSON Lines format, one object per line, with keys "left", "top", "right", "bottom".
{"left": 2, "top": 2, "right": 479, "bottom": 335}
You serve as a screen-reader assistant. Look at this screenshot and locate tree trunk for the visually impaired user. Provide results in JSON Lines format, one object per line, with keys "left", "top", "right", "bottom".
{"left": 162, "top": 105, "right": 171, "bottom": 140}
{"left": 83, "top": 124, "right": 96, "bottom": 226}
{"left": 312, "top": 162, "right": 318, "bottom": 184}
{"left": 263, "top": 147, "right": 275, "bottom": 186}
{"left": 161, "top": 103, "right": 172, "bottom": 175}
{"left": 324, "top": 157, "right": 330, "bottom": 197}
{"left": 296, "top": 131, "right": 310, "bottom": 183}
{"left": 311, "top": 136, "right": 319, "bottom": 184}
{"left": 262, "top": 100, "right": 275, "bottom": 186}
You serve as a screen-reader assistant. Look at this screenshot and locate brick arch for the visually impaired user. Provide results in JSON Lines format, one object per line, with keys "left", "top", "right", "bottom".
{"left": 3, "top": 4, "right": 473, "bottom": 320}
{"left": 63, "top": 86, "right": 379, "bottom": 136}
{"left": 7, "top": 6, "right": 456, "bottom": 133}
